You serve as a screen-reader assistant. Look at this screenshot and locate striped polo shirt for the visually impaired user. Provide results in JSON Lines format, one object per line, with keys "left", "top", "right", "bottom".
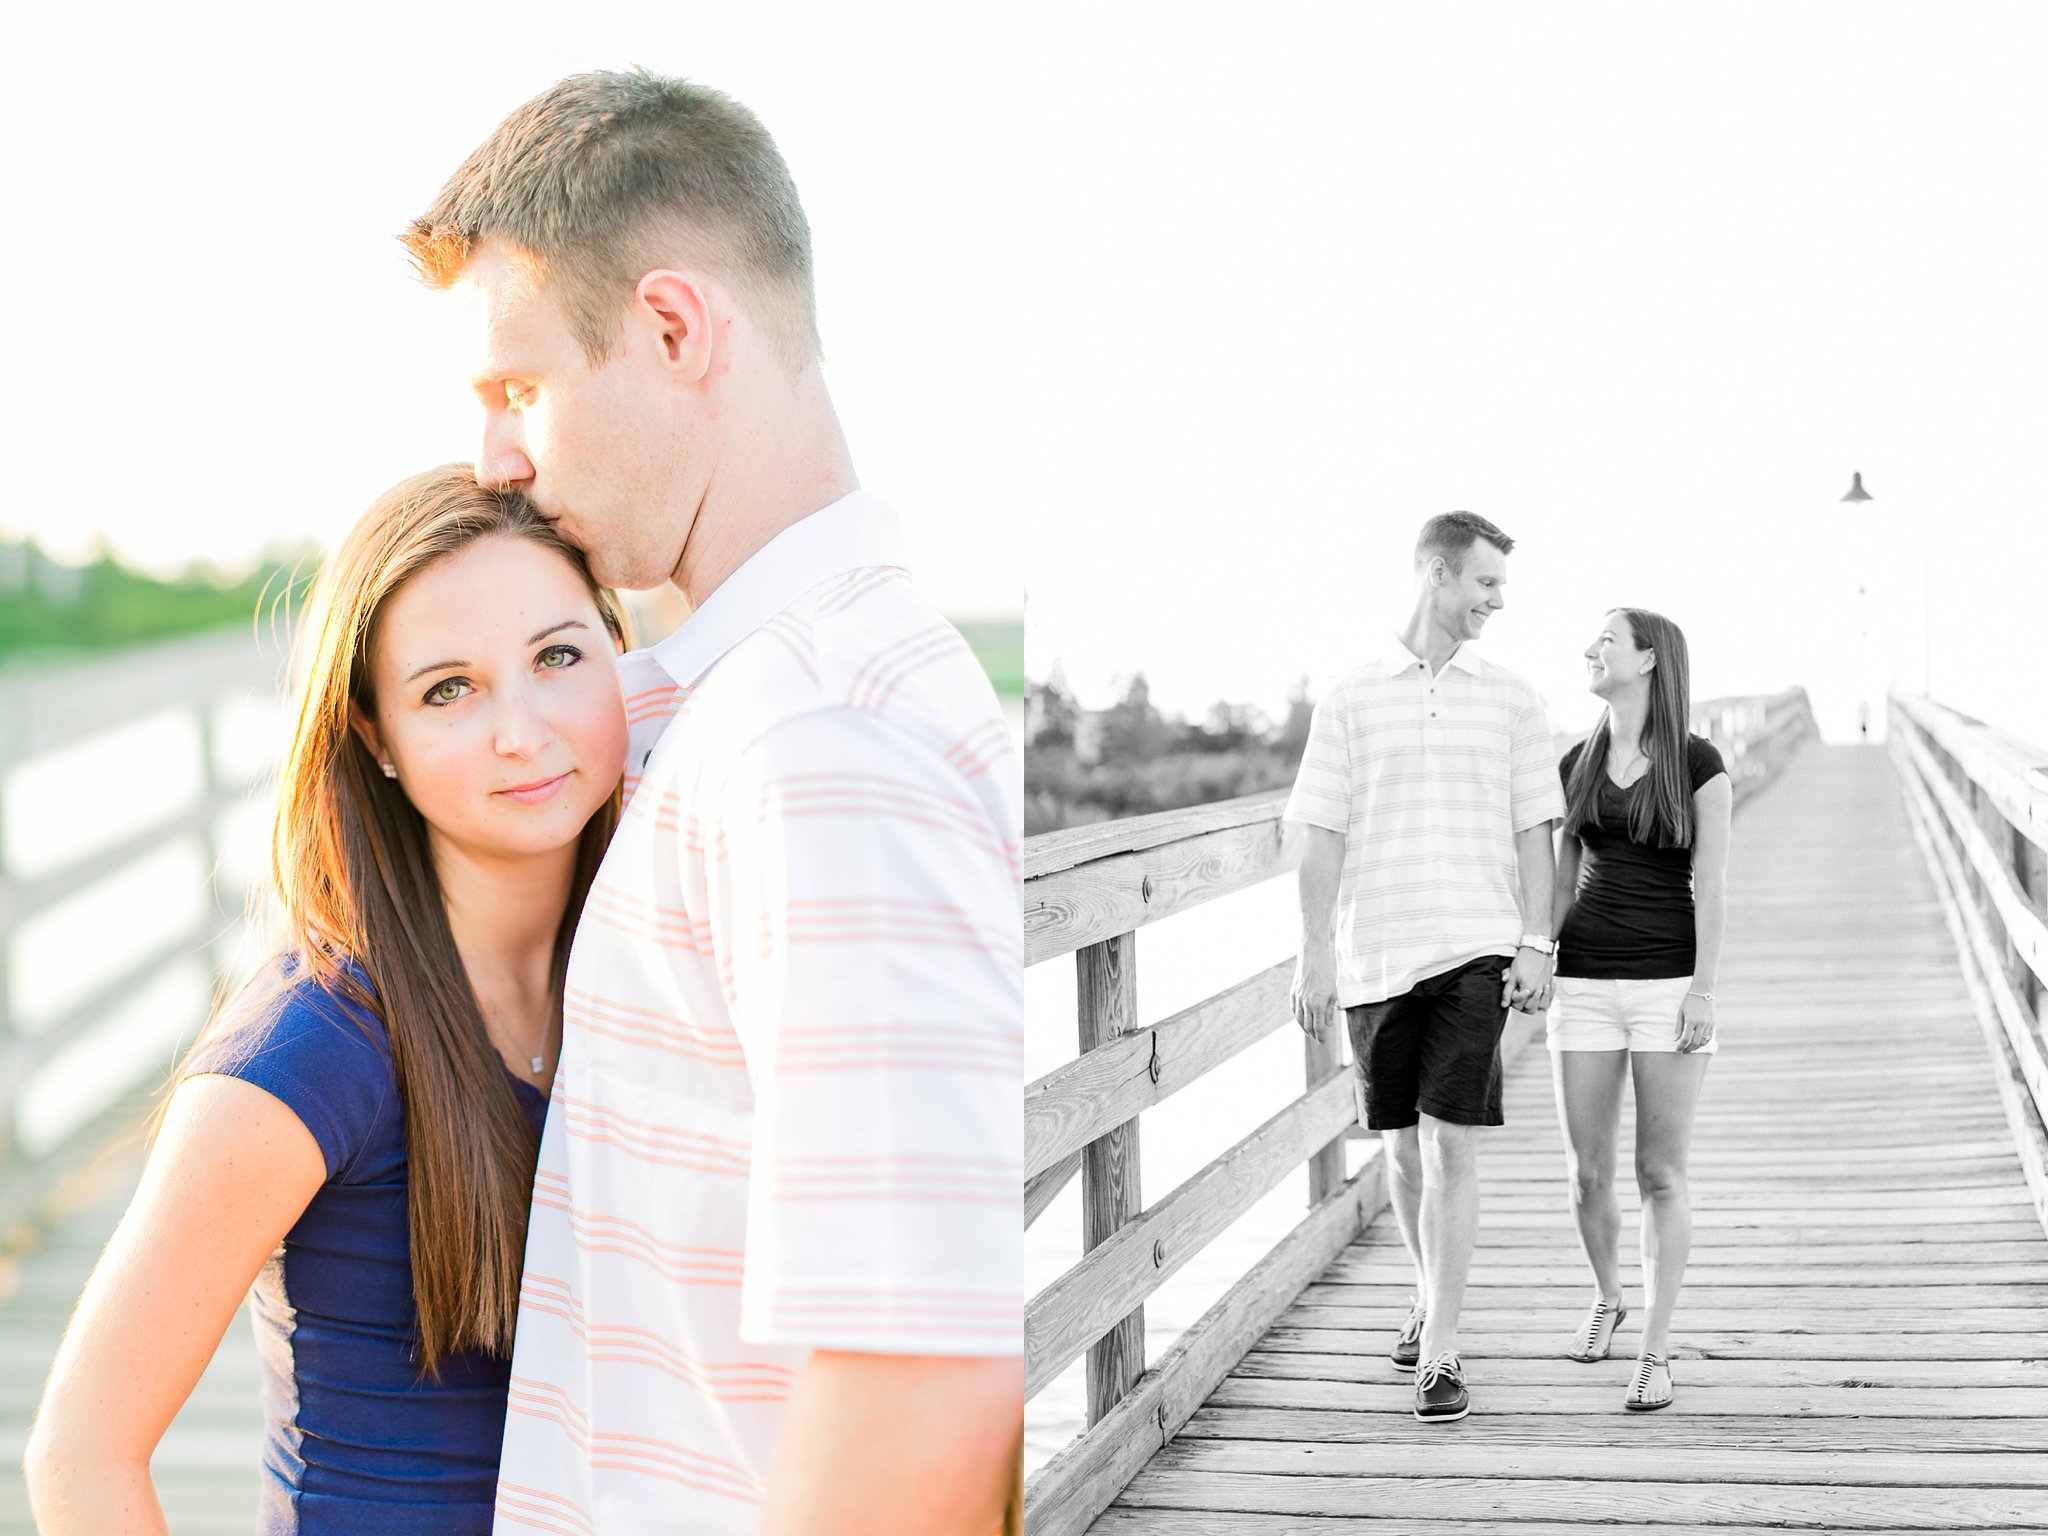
{"left": 1283, "top": 634, "right": 1563, "bottom": 1007}
{"left": 494, "top": 492, "right": 1022, "bottom": 1536}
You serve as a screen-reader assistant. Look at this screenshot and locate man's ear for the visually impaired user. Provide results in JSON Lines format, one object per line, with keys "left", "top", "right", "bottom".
{"left": 632, "top": 269, "right": 716, "bottom": 383}
{"left": 349, "top": 704, "right": 387, "bottom": 771}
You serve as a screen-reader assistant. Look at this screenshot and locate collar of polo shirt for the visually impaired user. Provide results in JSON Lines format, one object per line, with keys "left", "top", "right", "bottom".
{"left": 1384, "top": 633, "right": 1482, "bottom": 676}
{"left": 649, "top": 491, "right": 910, "bottom": 689}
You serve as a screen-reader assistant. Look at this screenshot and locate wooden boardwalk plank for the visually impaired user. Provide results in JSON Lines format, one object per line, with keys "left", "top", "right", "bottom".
{"left": 0, "top": 1128, "right": 260, "bottom": 1530}
{"left": 1089, "top": 745, "right": 2048, "bottom": 1532}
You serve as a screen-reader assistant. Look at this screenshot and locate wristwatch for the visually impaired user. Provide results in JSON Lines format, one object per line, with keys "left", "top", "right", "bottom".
{"left": 1518, "top": 933, "right": 1555, "bottom": 956}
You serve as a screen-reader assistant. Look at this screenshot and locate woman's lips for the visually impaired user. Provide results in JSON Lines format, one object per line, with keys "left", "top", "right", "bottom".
{"left": 499, "top": 772, "right": 570, "bottom": 804}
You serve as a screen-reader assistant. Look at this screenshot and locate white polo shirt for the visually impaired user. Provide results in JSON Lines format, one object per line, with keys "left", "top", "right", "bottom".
{"left": 494, "top": 492, "right": 1023, "bottom": 1536}
{"left": 1283, "top": 634, "right": 1563, "bottom": 1007}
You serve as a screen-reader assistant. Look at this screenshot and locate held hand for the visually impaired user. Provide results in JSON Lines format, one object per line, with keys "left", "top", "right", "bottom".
{"left": 1502, "top": 949, "right": 1554, "bottom": 1013}
{"left": 1292, "top": 950, "right": 1339, "bottom": 1043}
{"left": 1676, "top": 992, "right": 1716, "bottom": 1053}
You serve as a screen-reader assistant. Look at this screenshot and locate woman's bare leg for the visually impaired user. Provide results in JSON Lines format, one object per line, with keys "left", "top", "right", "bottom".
{"left": 1551, "top": 1049, "right": 1630, "bottom": 1306}
{"left": 1631, "top": 1050, "right": 1712, "bottom": 1356}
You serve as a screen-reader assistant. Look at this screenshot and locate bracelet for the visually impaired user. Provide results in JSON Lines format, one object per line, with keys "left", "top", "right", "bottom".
{"left": 1687, "top": 989, "right": 1714, "bottom": 1001}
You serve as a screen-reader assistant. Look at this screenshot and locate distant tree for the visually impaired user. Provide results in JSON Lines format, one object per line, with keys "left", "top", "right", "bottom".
{"left": 1193, "top": 700, "right": 1270, "bottom": 753}
{"left": 1027, "top": 664, "right": 1080, "bottom": 750}
{"left": 1277, "top": 675, "right": 1317, "bottom": 763}
{"left": 1099, "top": 673, "right": 1173, "bottom": 763}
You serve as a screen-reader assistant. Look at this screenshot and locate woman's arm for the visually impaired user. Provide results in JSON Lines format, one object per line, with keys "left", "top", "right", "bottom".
{"left": 25, "top": 1073, "right": 327, "bottom": 1536}
{"left": 1551, "top": 827, "right": 1584, "bottom": 943}
{"left": 1680, "top": 772, "right": 1735, "bottom": 1050}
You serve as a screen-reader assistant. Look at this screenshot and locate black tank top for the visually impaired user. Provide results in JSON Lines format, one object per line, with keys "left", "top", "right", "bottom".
{"left": 1554, "top": 734, "right": 1726, "bottom": 979}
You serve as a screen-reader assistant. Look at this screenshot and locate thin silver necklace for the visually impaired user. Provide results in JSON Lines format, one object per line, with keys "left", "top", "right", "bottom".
{"left": 482, "top": 997, "right": 552, "bottom": 1074}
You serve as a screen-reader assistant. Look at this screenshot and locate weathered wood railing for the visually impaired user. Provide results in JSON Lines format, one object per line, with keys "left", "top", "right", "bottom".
{"left": 1891, "top": 691, "right": 2048, "bottom": 1234}
{"left": 1021, "top": 685, "right": 1817, "bottom": 1536}
{"left": 0, "top": 629, "right": 278, "bottom": 1237}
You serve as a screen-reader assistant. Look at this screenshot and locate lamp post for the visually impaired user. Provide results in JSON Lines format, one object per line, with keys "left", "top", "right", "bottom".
{"left": 1840, "top": 472, "right": 1876, "bottom": 738}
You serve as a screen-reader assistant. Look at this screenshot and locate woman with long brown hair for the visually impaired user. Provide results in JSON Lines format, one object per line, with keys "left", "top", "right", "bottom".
{"left": 26, "top": 465, "right": 629, "bottom": 1534}
{"left": 1522, "top": 608, "right": 1732, "bottom": 1412}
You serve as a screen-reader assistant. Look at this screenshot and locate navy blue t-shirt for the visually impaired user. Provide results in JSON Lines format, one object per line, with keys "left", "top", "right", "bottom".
{"left": 1555, "top": 734, "right": 1727, "bottom": 979}
{"left": 188, "top": 966, "right": 547, "bottom": 1536}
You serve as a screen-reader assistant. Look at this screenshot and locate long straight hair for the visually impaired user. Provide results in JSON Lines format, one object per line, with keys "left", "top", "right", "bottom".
{"left": 180, "top": 464, "right": 625, "bottom": 1372}
{"left": 1562, "top": 607, "right": 1695, "bottom": 850}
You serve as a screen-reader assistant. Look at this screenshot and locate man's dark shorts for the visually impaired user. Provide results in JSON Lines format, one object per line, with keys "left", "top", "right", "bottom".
{"left": 1344, "top": 953, "right": 1513, "bottom": 1130}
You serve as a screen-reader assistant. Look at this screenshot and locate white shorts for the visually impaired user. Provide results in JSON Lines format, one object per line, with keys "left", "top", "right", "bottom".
{"left": 1545, "top": 975, "right": 1717, "bottom": 1055}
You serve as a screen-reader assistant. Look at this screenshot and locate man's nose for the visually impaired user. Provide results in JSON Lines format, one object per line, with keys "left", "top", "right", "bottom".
{"left": 478, "top": 414, "right": 535, "bottom": 492}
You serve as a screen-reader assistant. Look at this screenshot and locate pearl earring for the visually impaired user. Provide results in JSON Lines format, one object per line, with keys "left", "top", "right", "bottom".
{"left": 381, "top": 762, "right": 398, "bottom": 779}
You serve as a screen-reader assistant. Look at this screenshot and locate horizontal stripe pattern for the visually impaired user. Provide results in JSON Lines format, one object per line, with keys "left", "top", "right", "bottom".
{"left": 1284, "top": 640, "right": 1564, "bottom": 1006}
{"left": 498, "top": 495, "right": 1021, "bottom": 1535}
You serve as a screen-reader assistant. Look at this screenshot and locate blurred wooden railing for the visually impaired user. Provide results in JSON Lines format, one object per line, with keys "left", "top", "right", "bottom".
{"left": 1021, "top": 686, "right": 1817, "bottom": 1536}
{"left": 1891, "top": 691, "right": 2048, "bottom": 1232}
{"left": 0, "top": 630, "right": 277, "bottom": 1237}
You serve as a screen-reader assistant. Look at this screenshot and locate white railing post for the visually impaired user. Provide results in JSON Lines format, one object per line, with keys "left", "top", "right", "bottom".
{"left": 1075, "top": 930, "right": 1143, "bottom": 1426}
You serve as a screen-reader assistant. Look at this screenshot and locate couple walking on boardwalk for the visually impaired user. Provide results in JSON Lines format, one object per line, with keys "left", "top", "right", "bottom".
{"left": 1287, "top": 511, "right": 1732, "bottom": 1424}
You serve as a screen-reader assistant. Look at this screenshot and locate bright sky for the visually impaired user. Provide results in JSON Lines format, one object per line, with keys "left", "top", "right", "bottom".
{"left": 6, "top": 3, "right": 1036, "bottom": 617}
{"left": 1013, "top": 3, "right": 2048, "bottom": 746}
{"left": 10, "top": 6, "right": 2044, "bottom": 744}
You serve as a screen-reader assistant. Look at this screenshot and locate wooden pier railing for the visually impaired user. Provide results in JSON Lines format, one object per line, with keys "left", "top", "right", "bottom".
{"left": 0, "top": 629, "right": 278, "bottom": 1239}
{"left": 1892, "top": 691, "right": 2048, "bottom": 1232}
{"left": 1022, "top": 686, "right": 1818, "bottom": 1536}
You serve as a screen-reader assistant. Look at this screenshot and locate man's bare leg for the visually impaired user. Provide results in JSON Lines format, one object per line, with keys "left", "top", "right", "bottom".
{"left": 1415, "top": 1114, "right": 1480, "bottom": 1362}
{"left": 1382, "top": 1124, "right": 1426, "bottom": 1298}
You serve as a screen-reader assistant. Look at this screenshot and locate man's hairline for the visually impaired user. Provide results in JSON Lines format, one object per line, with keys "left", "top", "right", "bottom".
{"left": 1414, "top": 534, "right": 1512, "bottom": 576}
{"left": 445, "top": 232, "right": 818, "bottom": 372}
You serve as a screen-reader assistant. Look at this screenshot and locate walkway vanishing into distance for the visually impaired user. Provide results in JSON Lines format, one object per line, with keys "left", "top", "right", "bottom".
{"left": 1026, "top": 695, "right": 2048, "bottom": 1534}
{"left": 1100, "top": 745, "right": 2048, "bottom": 1532}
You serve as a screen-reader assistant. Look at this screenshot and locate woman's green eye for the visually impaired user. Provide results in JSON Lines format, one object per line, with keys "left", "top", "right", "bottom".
{"left": 426, "top": 677, "right": 471, "bottom": 705}
{"left": 538, "top": 644, "right": 581, "bottom": 669}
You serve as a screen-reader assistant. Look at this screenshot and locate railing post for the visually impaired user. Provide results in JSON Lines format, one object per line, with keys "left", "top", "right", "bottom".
{"left": 1076, "top": 930, "right": 1142, "bottom": 1425}
{"left": 1304, "top": 1019, "right": 1346, "bottom": 1204}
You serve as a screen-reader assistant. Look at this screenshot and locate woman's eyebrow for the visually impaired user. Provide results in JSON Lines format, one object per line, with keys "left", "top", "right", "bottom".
{"left": 526, "top": 619, "right": 590, "bottom": 645}
{"left": 403, "top": 620, "right": 591, "bottom": 682}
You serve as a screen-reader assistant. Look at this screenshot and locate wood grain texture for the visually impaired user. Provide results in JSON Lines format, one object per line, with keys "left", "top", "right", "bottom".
{"left": 1064, "top": 744, "right": 2048, "bottom": 1534}
{"left": 1897, "top": 740, "right": 2048, "bottom": 1235}
{"left": 1027, "top": 813, "right": 1295, "bottom": 964}
{"left": 1894, "top": 693, "right": 2048, "bottom": 857}
{"left": 1022, "top": 1170, "right": 1375, "bottom": 1536}
{"left": 1027, "top": 789, "right": 1291, "bottom": 881}
{"left": 1026, "top": 963, "right": 1292, "bottom": 1180}
{"left": 1078, "top": 933, "right": 1144, "bottom": 1426}
{"left": 1028, "top": 1072, "right": 1357, "bottom": 1399}
{"left": 1899, "top": 718, "right": 2048, "bottom": 997}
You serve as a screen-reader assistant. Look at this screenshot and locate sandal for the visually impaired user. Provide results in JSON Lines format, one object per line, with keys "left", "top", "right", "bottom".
{"left": 1624, "top": 1352, "right": 1673, "bottom": 1411}
{"left": 1565, "top": 1296, "right": 1627, "bottom": 1363}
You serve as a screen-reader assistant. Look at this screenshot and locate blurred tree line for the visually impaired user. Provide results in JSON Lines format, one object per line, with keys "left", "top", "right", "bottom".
{"left": 1026, "top": 669, "right": 1317, "bottom": 835}
{"left": 0, "top": 535, "right": 314, "bottom": 665}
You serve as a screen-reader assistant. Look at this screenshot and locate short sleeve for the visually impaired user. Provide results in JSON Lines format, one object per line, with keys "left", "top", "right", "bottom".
{"left": 1283, "top": 688, "right": 1351, "bottom": 833}
{"left": 1510, "top": 688, "right": 1567, "bottom": 832}
{"left": 710, "top": 707, "right": 1023, "bottom": 1357}
{"left": 184, "top": 971, "right": 393, "bottom": 1182}
{"left": 1558, "top": 739, "right": 1584, "bottom": 789}
{"left": 1689, "top": 735, "right": 1728, "bottom": 791}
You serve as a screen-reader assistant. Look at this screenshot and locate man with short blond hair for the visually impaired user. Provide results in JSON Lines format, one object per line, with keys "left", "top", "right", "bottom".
{"left": 1288, "top": 510, "right": 1562, "bottom": 1424}
{"left": 410, "top": 70, "right": 1022, "bottom": 1536}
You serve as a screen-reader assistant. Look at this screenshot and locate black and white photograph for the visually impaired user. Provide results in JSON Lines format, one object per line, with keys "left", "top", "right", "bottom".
{"left": 1023, "top": 6, "right": 2048, "bottom": 1531}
